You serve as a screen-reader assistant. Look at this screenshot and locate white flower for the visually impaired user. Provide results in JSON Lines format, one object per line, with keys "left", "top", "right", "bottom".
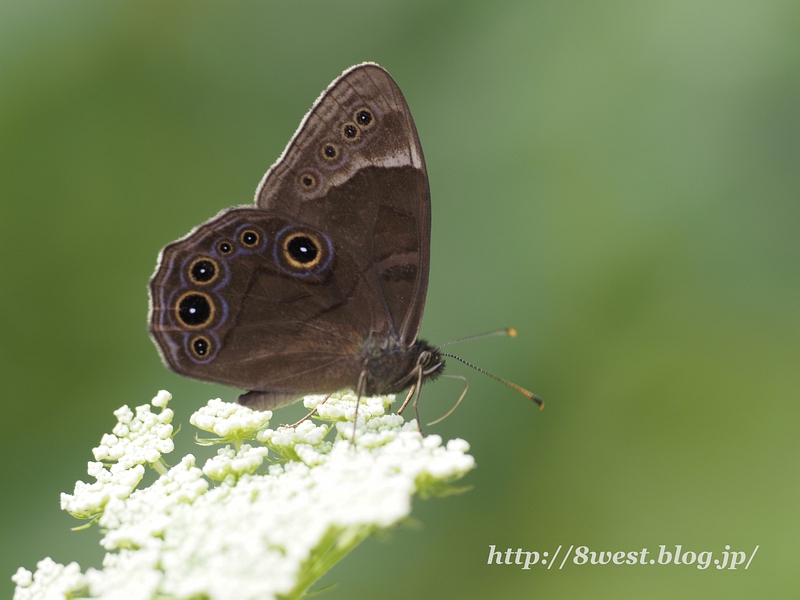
{"left": 12, "top": 558, "right": 87, "bottom": 600}
{"left": 15, "top": 390, "right": 475, "bottom": 600}
{"left": 85, "top": 548, "right": 162, "bottom": 600}
{"left": 99, "top": 455, "right": 209, "bottom": 551}
{"left": 60, "top": 463, "right": 146, "bottom": 519}
{"left": 202, "top": 444, "right": 270, "bottom": 482}
{"left": 258, "top": 420, "right": 332, "bottom": 464}
{"left": 190, "top": 398, "right": 272, "bottom": 444}
{"left": 60, "top": 391, "right": 175, "bottom": 519}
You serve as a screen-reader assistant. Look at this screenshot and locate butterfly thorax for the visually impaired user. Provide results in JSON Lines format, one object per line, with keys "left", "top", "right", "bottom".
{"left": 362, "top": 339, "right": 444, "bottom": 396}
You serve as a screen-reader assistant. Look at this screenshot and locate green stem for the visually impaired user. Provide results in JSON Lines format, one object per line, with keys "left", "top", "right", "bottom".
{"left": 279, "top": 524, "right": 375, "bottom": 600}
{"left": 151, "top": 458, "right": 169, "bottom": 476}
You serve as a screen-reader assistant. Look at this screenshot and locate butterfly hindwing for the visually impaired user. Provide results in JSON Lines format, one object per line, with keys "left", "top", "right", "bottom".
{"left": 149, "top": 208, "right": 384, "bottom": 400}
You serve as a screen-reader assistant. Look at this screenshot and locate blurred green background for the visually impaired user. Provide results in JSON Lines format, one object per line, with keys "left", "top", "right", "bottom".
{"left": 1, "top": 0, "right": 798, "bottom": 598}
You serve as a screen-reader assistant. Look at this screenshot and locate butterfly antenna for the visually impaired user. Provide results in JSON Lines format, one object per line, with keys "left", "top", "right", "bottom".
{"left": 440, "top": 353, "right": 544, "bottom": 409}
{"left": 437, "top": 327, "right": 518, "bottom": 350}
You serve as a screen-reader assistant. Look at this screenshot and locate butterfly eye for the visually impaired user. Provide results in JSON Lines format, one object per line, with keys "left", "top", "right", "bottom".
{"left": 321, "top": 142, "right": 340, "bottom": 161}
{"left": 176, "top": 292, "right": 215, "bottom": 328}
{"left": 300, "top": 173, "right": 317, "bottom": 189}
{"left": 217, "top": 241, "right": 233, "bottom": 255}
{"left": 354, "top": 107, "right": 374, "bottom": 129}
{"left": 340, "top": 121, "right": 361, "bottom": 142}
{"left": 188, "top": 258, "right": 218, "bottom": 285}
{"left": 190, "top": 336, "right": 211, "bottom": 358}
{"left": 240, "top": 230, "right": 260, "bottom": 247}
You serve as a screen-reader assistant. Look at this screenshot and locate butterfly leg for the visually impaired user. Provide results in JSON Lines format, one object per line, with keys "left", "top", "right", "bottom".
{"left": 350, "top": 369, "right": 368, "bottom": 446}
{"left": 426, "top": 374, "right": 469, "bottom": 426}
{"left": 396, "top": 384, "right": 416, "bottom": 415}
{"left": 284, "top": 395, "right": 331, "bottom": 428}
{"left": 411, "top": 365, "right": 425, "bottom": 436}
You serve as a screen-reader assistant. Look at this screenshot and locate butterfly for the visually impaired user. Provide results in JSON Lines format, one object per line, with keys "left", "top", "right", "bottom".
{"left": 149, "top": 63, "right": 443, "bottom": 421}
{"left": 148, "top": 63, "right": 542, "bottom": 426}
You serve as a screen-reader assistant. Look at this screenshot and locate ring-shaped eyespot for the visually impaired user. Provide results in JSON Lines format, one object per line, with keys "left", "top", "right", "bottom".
{"left": 340, "top": 121, "right": 361, "bottom": 142}
{"left": 299, "top": 172, "right": 317, "bottom": 190}
{"left": 233, "top": 224, "right": 266, "bottom": 253}
{"left": 175, "top": 291, "right": 215, "bottom": 329}
{"left": 283, "top": 232, "right": 322, "bottom": 269}
{"left": 240, "top": 229, "right": 260, "bottom": 247}
{"left": 320, "top": 142, "right": 340, "bottom": 161}
{"left": 275, "top": 227, "right": 333, "bottom": 277}
{"left": 187, "top": 257, "right": 219, "bottom": 285}
{"left": 353, "top": 107, "right": 375, "bottom": 130}
{"left": 190, "top": 335, "right": 212, "bottom": 359}
{"left": 216, "top": 240, "right": 233, "bottom": 255}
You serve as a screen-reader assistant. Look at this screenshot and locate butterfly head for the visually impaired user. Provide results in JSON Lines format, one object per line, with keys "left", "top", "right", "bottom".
{"left": 416, "top": 344, "right": 445, "bottom": 377}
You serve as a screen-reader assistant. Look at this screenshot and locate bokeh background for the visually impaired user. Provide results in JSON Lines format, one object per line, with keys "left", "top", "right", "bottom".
{"left": 2, "top": 1, "right": 798, "bottom": 598}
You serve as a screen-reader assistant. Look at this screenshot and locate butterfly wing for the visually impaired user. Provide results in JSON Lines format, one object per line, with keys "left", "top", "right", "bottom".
{"left": 149, "top": 207, "right": 385, "bottom": 407}
{"left": 255, "top": 63, "right": 431, "bottom": 346}
{"left": 149, "top": 64, "right": 431, "bottom": 408}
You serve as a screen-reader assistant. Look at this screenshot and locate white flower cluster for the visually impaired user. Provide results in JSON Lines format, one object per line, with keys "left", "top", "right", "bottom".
{"left": 14, "top": 390, "right": 475, "bottom": 600}
{"left": 60, "top": 391, "right": 175, "bottom": 519}
{"left": 12, "top": 559, "right": 87, "bottom": 600}
{"left": 190, "top": 398, "right": 272, "bottom": 442}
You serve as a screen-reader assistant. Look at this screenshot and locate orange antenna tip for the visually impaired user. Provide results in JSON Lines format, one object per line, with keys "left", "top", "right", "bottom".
{"left": 526, "top": 392, "right": 544, "bottom": 409}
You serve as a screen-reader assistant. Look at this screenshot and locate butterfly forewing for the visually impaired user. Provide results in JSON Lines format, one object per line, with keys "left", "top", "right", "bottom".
{"left": 255, "top": 63, "right": 430, "bottom": 345}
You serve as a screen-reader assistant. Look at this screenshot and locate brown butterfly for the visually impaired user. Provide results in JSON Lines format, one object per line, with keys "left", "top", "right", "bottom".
{"left": 149, "top": 63, "right": 443, "bottom": 420}
{"left": 149, "top": 63, "right": 542, "bottom": 426}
